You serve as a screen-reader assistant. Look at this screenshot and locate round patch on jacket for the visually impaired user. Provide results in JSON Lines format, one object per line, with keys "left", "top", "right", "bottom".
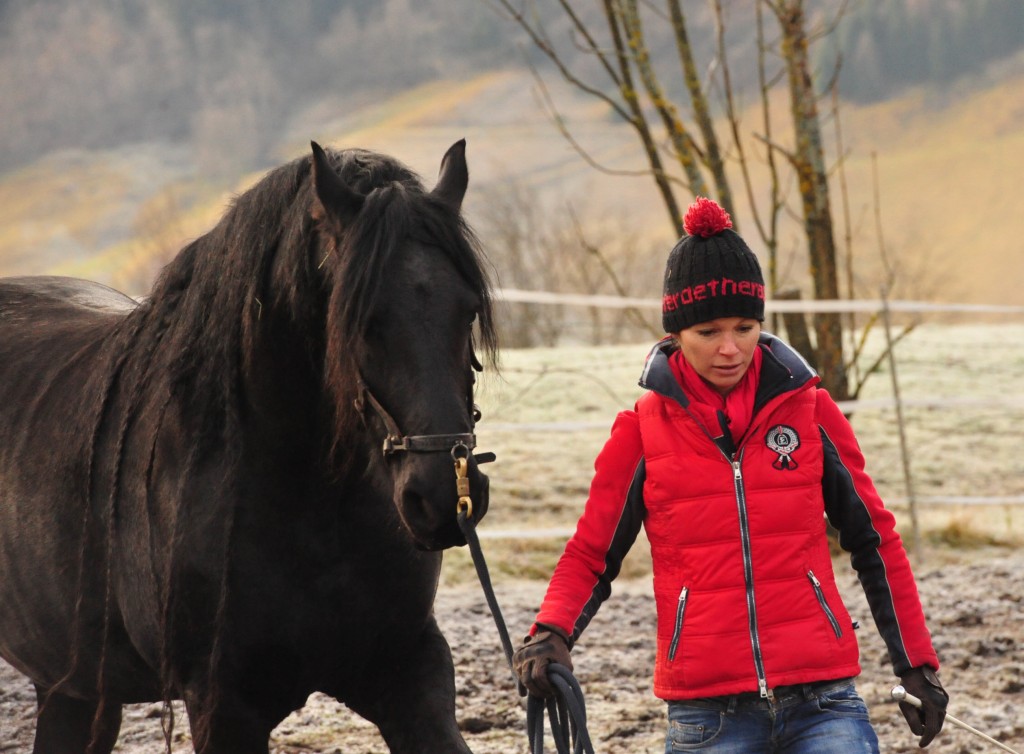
{"left": 765, "top": 424, "right": 800, "bottom": 470}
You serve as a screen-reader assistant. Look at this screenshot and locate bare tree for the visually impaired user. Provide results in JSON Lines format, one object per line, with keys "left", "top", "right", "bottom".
{"left": 764, "top": 0, "right": 847, "bottom": 399}
{"left": 485, "top": 0, "right": 859, "bottom": 399}
{"left": 473, "top": 179, "right": 661, "bottom": 347}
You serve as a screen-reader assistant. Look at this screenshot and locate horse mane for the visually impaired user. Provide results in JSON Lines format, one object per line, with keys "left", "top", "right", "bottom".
{"left": 124, "top": 146, "right": 496, "bottom": 449}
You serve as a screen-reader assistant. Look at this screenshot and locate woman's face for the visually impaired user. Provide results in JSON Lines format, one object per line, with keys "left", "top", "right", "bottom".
{"left": 676, "top": 317, "right": 762, "bottom": 396}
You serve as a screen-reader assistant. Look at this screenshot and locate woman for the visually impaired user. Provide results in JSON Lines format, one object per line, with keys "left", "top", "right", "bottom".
{"left": 513, "top": 197, "right": 948, "bottom": 752}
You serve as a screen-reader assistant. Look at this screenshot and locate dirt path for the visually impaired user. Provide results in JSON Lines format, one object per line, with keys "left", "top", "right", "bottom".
{"left": 2, "top": 552, "right": 1022, "bottom": 753}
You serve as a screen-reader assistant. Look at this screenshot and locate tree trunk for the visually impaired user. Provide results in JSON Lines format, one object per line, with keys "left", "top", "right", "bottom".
{"left": 666, "top": 0, "right": 733, "bottom": 216}
{"left": 772, "top": 0, "right": 849, "bottom": 400}
{"left": 774, "top": 288, "right": 816, "bottom": 368}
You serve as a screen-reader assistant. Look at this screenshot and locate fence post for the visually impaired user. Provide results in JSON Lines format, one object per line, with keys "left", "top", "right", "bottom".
{"left": 880, "top": 287, "right": 923, "bottom": 566}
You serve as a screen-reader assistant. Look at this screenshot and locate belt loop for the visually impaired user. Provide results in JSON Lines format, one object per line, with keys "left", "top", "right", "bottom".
{"left": 727, "top": 696, "right": 738, "bottom": 714}
{"left": 801, "top": 683, "right": 815, "bottom": 701}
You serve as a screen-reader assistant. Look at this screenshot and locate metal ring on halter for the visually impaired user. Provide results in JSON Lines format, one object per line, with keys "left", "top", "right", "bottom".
{"left": 451, "top": 442, "right": 471, "bottom": 461}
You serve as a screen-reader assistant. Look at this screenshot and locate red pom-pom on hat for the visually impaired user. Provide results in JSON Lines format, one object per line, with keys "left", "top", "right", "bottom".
{"left": 683, "top": 196, "right": 732, "bottom": 238}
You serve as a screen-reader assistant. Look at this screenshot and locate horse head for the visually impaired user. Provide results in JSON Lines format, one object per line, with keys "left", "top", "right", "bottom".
{"left": 311, "top": 140, "right": 496, "bottom": 550}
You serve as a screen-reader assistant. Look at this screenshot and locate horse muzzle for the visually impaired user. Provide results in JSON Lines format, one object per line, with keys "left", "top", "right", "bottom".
{"left": 398, "top": 457, "right": 490, "bottom": 551}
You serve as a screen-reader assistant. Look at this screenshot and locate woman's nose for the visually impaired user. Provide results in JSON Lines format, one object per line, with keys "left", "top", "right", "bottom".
{"left": 719, "top": 337, "right": 740, "bottom": 355}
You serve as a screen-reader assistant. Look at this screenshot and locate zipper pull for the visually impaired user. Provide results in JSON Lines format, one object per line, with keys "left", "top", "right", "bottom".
{"left": 808, "top": 570, "right": 821, "bottom": 587}
{"left": 759, "top": 678, "right": 775, "bottom": 702}
{"left": 732, "top": 459, "right": 741, "bottom": 480}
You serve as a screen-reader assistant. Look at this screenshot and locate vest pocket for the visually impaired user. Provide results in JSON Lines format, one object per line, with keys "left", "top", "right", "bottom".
{"left": 668, "top": 586, "right": 689, "bottom": 661}
{"left": 807, "top": 570, "right": 843, "bottom": 638}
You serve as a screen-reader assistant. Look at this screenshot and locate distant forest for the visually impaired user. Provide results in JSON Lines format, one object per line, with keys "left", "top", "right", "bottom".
{"left": 818, "top": 0, "right": 1024, "bottom": 102}
{"left": 2, "top": 0, "right": 1022, "bottom": 175}
{"left": 0, "top": 0, "right": 510, "bottom": 174}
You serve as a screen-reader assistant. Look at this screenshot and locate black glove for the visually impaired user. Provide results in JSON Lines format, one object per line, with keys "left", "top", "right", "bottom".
{"left": 899, "top": 666, "right": 948, "bottom": 748}
{"left": 512, "top": 626, "right": 572, "bottom": 698}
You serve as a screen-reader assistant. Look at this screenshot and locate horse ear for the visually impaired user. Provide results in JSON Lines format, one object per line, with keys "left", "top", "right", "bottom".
{"left": 431, "top": 139, "right": 468, "bottom": 211}
{"left": 311, "top": 141, "right": 364, "bottom": 222}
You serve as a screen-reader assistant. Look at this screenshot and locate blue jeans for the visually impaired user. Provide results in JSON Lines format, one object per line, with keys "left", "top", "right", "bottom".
{"left": 664, "top": 679, "right": 879, "bottom": 753}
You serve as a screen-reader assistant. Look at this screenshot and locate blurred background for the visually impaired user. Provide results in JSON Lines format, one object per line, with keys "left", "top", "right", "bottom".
{"left": 1, "top": 0, "right": 1022, "bottom": 553}
{"left": 2, "top": 0, "right": 1023, "bottom": 313}
{"left": 2, "top": 3, "right": 1024, "bottom": 751}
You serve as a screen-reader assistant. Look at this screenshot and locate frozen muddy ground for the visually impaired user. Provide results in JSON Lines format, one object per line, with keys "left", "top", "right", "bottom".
{"left": 2, "top": 551, "right": 1022, "bottom": 753}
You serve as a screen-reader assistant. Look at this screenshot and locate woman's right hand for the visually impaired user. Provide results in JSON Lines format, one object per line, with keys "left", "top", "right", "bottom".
{"left": 512, "top": 627, "right": 573, "bottom": 698}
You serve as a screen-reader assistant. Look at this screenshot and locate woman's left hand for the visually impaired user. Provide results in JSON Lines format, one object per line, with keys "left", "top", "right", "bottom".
{"left": 898, "top": 666, "right": 948, "bottom": 747}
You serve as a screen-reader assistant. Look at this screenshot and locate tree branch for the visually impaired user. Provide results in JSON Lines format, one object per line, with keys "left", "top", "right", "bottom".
{"left": 567, "top": 202, "right": 660, "bottom": 337}
{"left": 490, "top": 0, "right": 632, "bottom": 121}
{"left": 619, "top": 0, "right": 708, "bottom": 197}
{"left": 670, "top": 0, "right": 733, "bottom": 215}
{"left": 601, "top": 0, "right": 683, "bottom": 234}
{"left": 527, "top": 60, "right": 661, "bottom": 180}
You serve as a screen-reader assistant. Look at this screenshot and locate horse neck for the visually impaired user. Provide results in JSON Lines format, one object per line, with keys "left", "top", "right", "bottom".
{"left": 239, "top": 304, "right": 325, "bottom": 430}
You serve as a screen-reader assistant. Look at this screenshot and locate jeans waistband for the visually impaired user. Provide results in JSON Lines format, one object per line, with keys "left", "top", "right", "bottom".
{"left": 674, "top": 678, "right": 855, "bottom": 713}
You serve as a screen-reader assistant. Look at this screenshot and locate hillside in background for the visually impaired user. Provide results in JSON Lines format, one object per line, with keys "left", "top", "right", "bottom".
{"left": 1, "top": 0, "right": 1023, "bottom": 311}
{"left": 3, "top": 0, "right": 1021, "bottom": 173}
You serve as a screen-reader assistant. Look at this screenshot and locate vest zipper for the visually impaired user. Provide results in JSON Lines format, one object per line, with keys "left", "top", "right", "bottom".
{"left": 731, "top": 454, "right": 773, "bottom": 701}
{"left": 667, "top": 586, "right": 689, "bottom": 661}
{"left": 807, "top": 570, "right": 843, "bottom": 638}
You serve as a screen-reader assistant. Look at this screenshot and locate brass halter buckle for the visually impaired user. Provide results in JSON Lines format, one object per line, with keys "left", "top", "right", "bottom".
{"left": 452, "top": 442, "right": 473, "bottom": 517}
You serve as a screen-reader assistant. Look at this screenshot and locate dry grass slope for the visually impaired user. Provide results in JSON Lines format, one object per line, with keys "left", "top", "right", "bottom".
{"left": 3, "top": 68, "right": 1024, "bottom": 308}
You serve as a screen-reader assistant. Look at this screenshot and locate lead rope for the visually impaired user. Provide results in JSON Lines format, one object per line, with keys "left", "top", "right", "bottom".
{"left": 453, "top": 450, "right": 595, "bottom": 754}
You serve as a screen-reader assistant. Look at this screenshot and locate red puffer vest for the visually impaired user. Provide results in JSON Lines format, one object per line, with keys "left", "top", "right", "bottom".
{"left": 533, "top": 335, "right": 938, "bottom": 701}
{"left": 638, "top": 368, "right": 859, "bottom": 700}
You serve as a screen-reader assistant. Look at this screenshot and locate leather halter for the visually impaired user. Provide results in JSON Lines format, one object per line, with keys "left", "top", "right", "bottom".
{"left": 356, "top": 352, "right": 484, "bottom": 458}
{"left": 357, "top": 382, "right": 477, "bottom": 456}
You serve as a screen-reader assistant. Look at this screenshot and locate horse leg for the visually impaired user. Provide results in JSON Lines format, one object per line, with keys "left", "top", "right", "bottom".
{"left": 183, "top": 690, "right": 276, "bottom": 754}
{"left": 346, "top": 618, "right": 472, "bottom": 754}
{"left": 33, "top": 686, "right": 122, "bottom": 754}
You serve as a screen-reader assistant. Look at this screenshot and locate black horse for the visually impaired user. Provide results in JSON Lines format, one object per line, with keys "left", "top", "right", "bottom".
{"left": 0, "top": 140, "right": 497, "bottom": 753}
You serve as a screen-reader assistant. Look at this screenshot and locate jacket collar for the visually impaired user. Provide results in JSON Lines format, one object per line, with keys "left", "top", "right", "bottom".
{"left": 638, "top": 332, "right": 819, "bottom": 413}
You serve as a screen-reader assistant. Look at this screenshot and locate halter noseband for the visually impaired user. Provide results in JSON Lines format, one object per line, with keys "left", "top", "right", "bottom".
{"left": 356, "top": 371, "right": 480, "bottom": 458}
